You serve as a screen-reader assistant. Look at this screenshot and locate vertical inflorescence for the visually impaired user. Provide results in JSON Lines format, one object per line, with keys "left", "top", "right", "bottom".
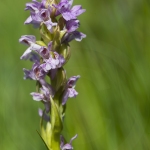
{"left": 19, "top": 0, "right": 86, "bottom": 149}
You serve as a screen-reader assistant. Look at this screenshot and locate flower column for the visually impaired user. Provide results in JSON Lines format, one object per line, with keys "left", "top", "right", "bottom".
{"left": 19, "top": 0, "right": 86, "bottom": 150}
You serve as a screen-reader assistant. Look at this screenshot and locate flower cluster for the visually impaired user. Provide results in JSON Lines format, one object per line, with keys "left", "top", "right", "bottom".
{"left": 20, "top": 0, "right": 86, "bottom": 149}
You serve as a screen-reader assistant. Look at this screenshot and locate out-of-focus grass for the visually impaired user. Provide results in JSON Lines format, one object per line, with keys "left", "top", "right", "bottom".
{"left": 0, "top": 0, "right": 150, "bottom": 150}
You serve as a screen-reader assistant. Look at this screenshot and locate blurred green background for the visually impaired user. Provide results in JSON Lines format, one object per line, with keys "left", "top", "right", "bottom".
{"left": 0, "top": 0, "right": 150, "bottom": 149}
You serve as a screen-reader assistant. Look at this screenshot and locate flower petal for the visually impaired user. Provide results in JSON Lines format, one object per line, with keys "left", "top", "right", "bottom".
{"left": 62, "top": 144, "right": 73, "bottom": 150}
{"left": 68, "top": 88, "right": 78, "bottom": 98}
{"left": 20, "top": 47, "right": 32, "bottom": 60}
{"left": 71, "top": 5, "right": 86, "bottom": 16}
{"left": 30, "top": 92, "right": 44, "bottom": 101}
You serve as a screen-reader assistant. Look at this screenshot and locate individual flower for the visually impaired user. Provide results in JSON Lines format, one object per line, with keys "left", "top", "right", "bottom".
{"left": 25, "top": 1, "right": 57, "bottom": 31}
{"left": 23, "top": 62, "right": 46, "bottom": 80}
{"left": 40, "top": 52, "right": 65, "bottom": 72}
{"left": 62, "top": 30, "right": 86, "bottom": 43}
{"left": 31, "top": 85, "right": 53, "bottom": 102}
{"left": 31, "top": 84, "right": 54, "bottom": 116}
{"left": 62, "top": 75, "right": 80, "bottom": 105}
{"left": 19, "top": 35, "right": 41, "bottom": 60}
{"left": 54, "top": 0, "right": 86, "bottom": 21}
{"left": 60, "top": 134, "right": 77, "bottom": 150}
{"left": 24, "top": 0, "right": 47, "bottom": 27}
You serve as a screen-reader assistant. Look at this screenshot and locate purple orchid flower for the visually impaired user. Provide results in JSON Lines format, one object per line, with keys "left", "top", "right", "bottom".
{"left": 62, "top": 31, "right": 86, "bottom": 43}
{"left": 30, "top": 84, "right": 53, "bottom": 101}
{"left": 30, "top": 84, "right": 54, "bottom": 119}
{"left": 40, "top": 52, "right": 65, "bottom": 72}
{"left": 25, "top": 1, "right": 57, "bottom": 31}
{"left": 60, "top": 134, "right": 77, "bottom": 150}
{"left": 62, "top": 75, "right": 80, "bottom": 105}
{"left": 23, "top": 62, "right": 46, "bottom": 80}
{"left": 54, "top": 0, "right": 86, "bottom": 21}
{"left": 19, "top": 35, "right": 42, "bottom": 60}
{"left": 25, "top": 0, "right": 46, "bottom": 27}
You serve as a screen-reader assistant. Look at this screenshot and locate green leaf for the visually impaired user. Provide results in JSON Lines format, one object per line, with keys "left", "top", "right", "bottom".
{"left": 51, "top": 67, "right": 67, "bottom": 92}
{"left": 36, "top": 130, "right": 50, "bottom": 150}
{"left": 50, "top": 96, "right": 63, "bottom": 133}
{"left": 50, "top": 96, "right": 63, "bottom": 150}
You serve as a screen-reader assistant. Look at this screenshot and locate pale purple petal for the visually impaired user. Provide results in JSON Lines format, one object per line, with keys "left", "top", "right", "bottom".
{"left": 57, "top": 55, "right": 65, "bottom": 67}
{"left": 68, "top": 88, "right": 78, "bottom": 98}
{"left": 24, "top": 16, "right": 33, "bottom": 24}
{"left": 40, "top": 85, "right": 51, "bottom": 101}
{"left": 24, "top": 16, "right": 40, "bottom": 28}
{"left": 62, "top": 31, "right": 86, "bottom": 43}
{"left": 23, "top": 68, "right": 35, "bottom": 80}
{"left": 51, "top": 58, "right": 59, "bottom": 68}
{"left": 60, "top": 135, "right": 65, "bottom": 148}
{"left": 20, "top": 47, "right": 32, "bottom": 60}
{"left": 44, "top": 19, "right": 57, "bottom": 33}
{"left": 54, "top": 0, "right": 85, "bottom": 21}
{"left": 38, "top": 108, "right": 43, "bottom": 116}
{"left": 31, "top": 11, "right": 43, "bottom": 23}
{"left": 66, "top": 19, "right": 80, "bottom": 32}
{"left": 73, "top": 31, "right": 86, "bottom": 41}
{"left": 39, "top": 78, "right": 55, "bottom": 97}
{"left": 32, "top": 63, "right": 46, "bottom": 79}
{"left": 62, "top": 90, "right": 69, "bottom": 105}
{"left": 71, "top": 5, "right": 86, "bottom": 16}
{"left": 60, "top": 134, "right": 77, "bottom": 150}
{"left": 30, "top": 43, "right": 42, "bottom": 51}
{"left": 25, "top": 2, "right": 39, "bottom": 11}
{"left": 19, "top": 35, "right": 36, "bottom": 46}
{"left": 25, "top": 0, "right": 46, "bottom": 11}
{"left": 62, "top": 12, "right": 76, "bottom": 21}
{"left": 30, "top": 92, "right": 44, "bottom": 101}
{"left": 67, "top": 75, "right": 80, "bottom": 88}
{"left": 41, "top": 52, "right": 64, "bottom": 72}
{"left": 23, "top": 63, "right": 46, "bottom": 80}
{"left": 53, "top": 0, "right": 73, "bottom": 20}
{"left": 62, "top": 144, "right": 73, "bottom": 150}
{"left": 48, "top": 41, "right": 53, "bottom": 51}
{"left": 40, "top": 63, "right": 50, "bottom": 72}
{"left": 20, "top": 44, "right": 41, "bottom": 60}
{"left": 38, "top": 47, "right": 50, "bottom": 59}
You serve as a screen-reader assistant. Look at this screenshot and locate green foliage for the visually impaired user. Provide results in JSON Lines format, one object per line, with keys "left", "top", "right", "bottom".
{"left": 0, "top": 0, "right": 150, "bottom": 150}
